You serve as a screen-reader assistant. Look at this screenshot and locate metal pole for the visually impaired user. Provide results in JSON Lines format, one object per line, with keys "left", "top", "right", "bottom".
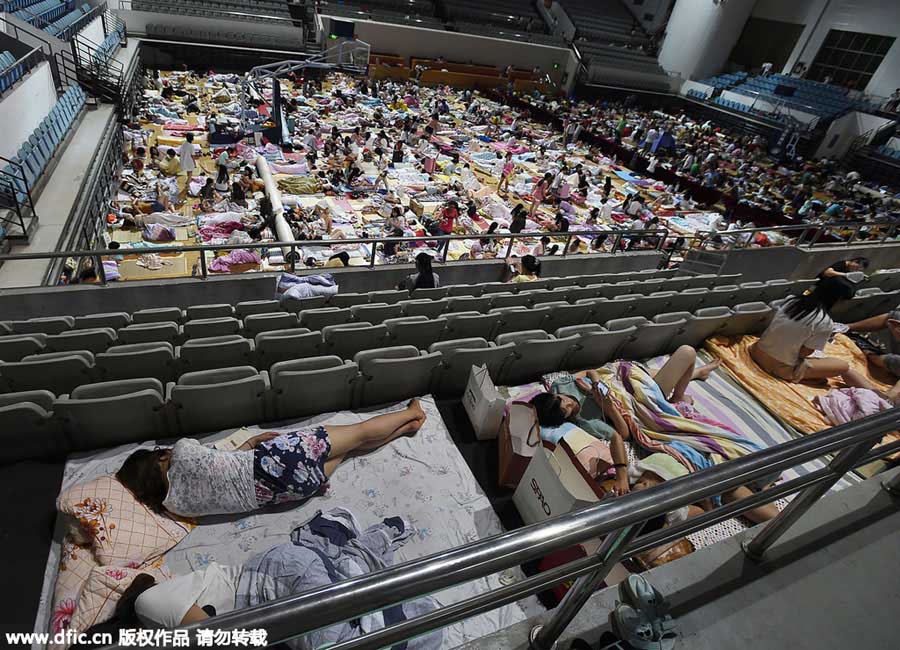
{"left": 562, "top": 233, "right": 572, "bottom": 257}
{"left": 504, "top": 235, "right": 515, "bottom": 259}
{"left": 95, "top": 254, "right": 107, "bottom": 285}
{"left": 289, "top": 244, "right": 296, "bottom": 273}
{"left": 743, "top": 438, "right": 877, "bottom": 561}
{"left": 441, "top": 235, "right": 449, "bottom": 264}
{"left": 530, "top": 524, "right": 643, "bottom": 650}
{"left": 199, "top": 250, "right": 208, "bottom": 279}
{"left": 369, "top": 240, "right": 377, "bottom": 268}
{"left": 612, "top": 232, "right": 622, "bottom": 254}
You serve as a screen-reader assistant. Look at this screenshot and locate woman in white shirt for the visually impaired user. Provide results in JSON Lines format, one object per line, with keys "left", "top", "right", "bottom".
{"left": 115, "top": 400, "right": 426, "bottom": 518}
{"left": 751, "top": 277, "right": 863, "bottom": 384}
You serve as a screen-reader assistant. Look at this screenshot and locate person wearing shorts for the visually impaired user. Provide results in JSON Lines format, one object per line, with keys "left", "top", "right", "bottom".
{"left": 848, "top": 308, "right": 900, "bottom": 402}
{"left": 114, "top": 400, "right": 427, "bottom": 517}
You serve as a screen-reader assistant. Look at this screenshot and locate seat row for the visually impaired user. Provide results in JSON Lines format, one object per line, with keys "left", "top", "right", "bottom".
{"left": 0, "top": 277, "right": 827, "bottom": 362}
{"left": 4, "top": 287, "right": 896, "bottom": 464}
{"left": 14, "top": 0, "right": 66, "bottom": 24}
{"left": 9, "top": 286, "right": 895, "bottom": 399}
{"left": 0, "top": 51, "right": 25, "bottom": 94}
{"left": 44, "top": 3, "right": 91, "bottom": 39}
{"left": 3, "top": 86, "right": 86, "bottom": 206}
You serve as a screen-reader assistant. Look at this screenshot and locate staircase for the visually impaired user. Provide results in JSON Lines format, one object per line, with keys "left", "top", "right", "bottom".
{"left": 70, "top": 33, "right": 124, "bottom": 106}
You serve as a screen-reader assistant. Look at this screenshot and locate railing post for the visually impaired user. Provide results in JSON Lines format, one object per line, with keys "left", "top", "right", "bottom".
{"left": 95, "top": 254, "right": 107, "bottom": 285}
{"left": 611, "top": 232, "right": 622, "bottom": 254}
{"left": 369, "top": 239, "right": 377, "bottom": 268}
{"left": 199, "top": 250, "right": 207, "bottom": 279}
{"left": 743, "top": 438, "right": 878, "bottom": 562}
{"left": 530, "top": 524, "right": 643, "bottom": 650}
{"left": 504, "top": 235, "right": 515, "bottom": 260}
{"left": 562, "top": 233, "right": 572, "bottom": 257}
{"left": 289, "top": 244, "right": 296, "bottom": 273}
{"left": 882, "top": 470, "right": 900, "bottom": 497}
{"left": 441, "top": 236, "right": 450, "bottom": 264}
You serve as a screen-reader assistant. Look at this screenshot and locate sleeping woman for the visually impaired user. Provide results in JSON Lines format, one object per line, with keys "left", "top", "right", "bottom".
{"left": 78, "top": 510, "right": 442, "bottom": 650}
{"left": 115, "top": 400, "right": 426, "bottom": 518}
{"left": 530, "top": 346, "right": 777, "bottom": 524}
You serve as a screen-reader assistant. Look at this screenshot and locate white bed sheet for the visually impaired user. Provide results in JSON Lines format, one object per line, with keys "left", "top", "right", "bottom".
{"left": 34, "top": 397, "right": 542, "bottom": 649}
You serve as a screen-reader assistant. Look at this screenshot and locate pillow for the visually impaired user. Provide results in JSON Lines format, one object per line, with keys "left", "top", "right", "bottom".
{"left": 57, "top": 476, "right": 190, "bottom": 566}
{"left": 50, "top": 535, "right": 97, "bottom": 640}
{"left": 70, "top": 565, "right": 171, "bottom": 634}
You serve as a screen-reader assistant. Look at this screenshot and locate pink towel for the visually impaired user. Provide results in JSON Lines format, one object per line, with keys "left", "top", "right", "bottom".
{"left": 816, "top": 388, "right": 893, "bottom": 426}
{"left": 199, "top": 221, "right": 245, "bottom": 242}
{"left": 209, "top": 249, "right": 261, "bottom": 272}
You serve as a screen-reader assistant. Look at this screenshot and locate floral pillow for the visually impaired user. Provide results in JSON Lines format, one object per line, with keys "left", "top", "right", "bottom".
{"left": 57, "top": 476, "right": 190, "bottom": 566}
{"left": 70, "top": 565, "right": 171, "bottom": 634}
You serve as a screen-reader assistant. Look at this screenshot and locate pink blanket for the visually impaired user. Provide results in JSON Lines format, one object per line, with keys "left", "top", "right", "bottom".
{"left": 815, "top": 388, "right": 893, "bottom": 426}
{"left": 209, "top": 249, "right": 261, "bottom": 272}
{"left": 199, "top": 221, "right": 245, "bottom": 241}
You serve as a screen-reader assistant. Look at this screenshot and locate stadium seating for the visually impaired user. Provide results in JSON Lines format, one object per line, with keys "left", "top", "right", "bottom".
{"left": 0, "top": 51, "right": 26, "bottom": 94}
{"left": 698, "top": 71, "right": 748, "bottom": 90}
{"left": 2, "top": 86, "right": 86, "bottom": 207}
{"left": 44, "top": 3, "right": 94, "bottom": 39}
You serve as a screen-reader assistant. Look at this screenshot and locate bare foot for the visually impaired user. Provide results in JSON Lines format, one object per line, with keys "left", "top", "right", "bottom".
{"left": 692, "top": 358, "right": 722, "bottom": 382}
{"left": 406, "top": 398, "right": 426, "bottom": 423}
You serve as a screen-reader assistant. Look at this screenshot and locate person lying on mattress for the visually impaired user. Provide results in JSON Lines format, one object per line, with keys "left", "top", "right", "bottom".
{"left": 76, "top": 509, "right": 442, "bottom": 650}
{"left": 531, "top": 346, "right": 778, "bottom": 523}
{"left": 751, "top": 277, "right": 879, "bottom": 390}
{"left": 114, "top": 400, "right": 426, "bottom": 518}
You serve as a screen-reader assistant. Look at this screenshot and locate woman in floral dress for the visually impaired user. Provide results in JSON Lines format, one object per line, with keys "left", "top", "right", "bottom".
{"left": 114, "top": 400, "right": 427, "bottom": 518}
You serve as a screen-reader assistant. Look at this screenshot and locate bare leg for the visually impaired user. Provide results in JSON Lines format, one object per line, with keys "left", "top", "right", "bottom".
{"left": 653, "top": 345, "right": 698, "bottom": 403}
{"left": 723, "top": 485, "right": 779, "bottom": 524}
{"left": 842, "top": 367, "right": 900, "bottom": 402}
{"left": 326, "top": 399, "right": 426, "bottom": 458}
{"left": 801, "top": 357, "right": 849, "bottom": 381}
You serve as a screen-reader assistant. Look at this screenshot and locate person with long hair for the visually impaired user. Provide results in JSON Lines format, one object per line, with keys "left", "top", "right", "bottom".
{"left": 507, "top": 254, "right": 542, "bottom": 283}
{"left": 114, "top": 400, "right": 426, "bottom": 518}
{"left": 405, "top": 251, "right": 440, "bottom": 292}
{"left": 750, "top": 277, "right": 865, "bottom": 384}
{"left": 530, "top": 172, "right": 552, "bottom": 218}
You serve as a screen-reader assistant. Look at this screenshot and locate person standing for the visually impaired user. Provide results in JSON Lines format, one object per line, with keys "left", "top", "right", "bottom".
{"left": 177, "top": 133, "right": 196, "bottom": 202}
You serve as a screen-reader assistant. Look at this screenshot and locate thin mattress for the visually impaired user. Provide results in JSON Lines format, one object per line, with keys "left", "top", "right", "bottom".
{"left": 34, "top": 397, "right": 542, "bottom": 648}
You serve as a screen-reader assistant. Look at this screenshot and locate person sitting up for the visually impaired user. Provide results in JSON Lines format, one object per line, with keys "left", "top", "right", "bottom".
{"left": 115, "top": 400, "right": 427, "bottom": 518}
{"left": 404, "top": 251, "right": 440, "bottom": 292}
{"left": 751, "top": 277, "right": 867, "bottom": 385}
{"left": 325, "top": 251, "right": 350, "bottom": 268}
{"left": 848, "top": 308, "right": 900, "bottom": 402}
{"left": 506, "top": 254, "right": 541, "bottom": 283}
{"left": 532, "top": 235, "right": 551, "bottom": 256}
{"left": 509, "top": 204, "right": 527, "bottom": 234}
{"left": 158, "top": 149, "right": 180, "bottom": 177}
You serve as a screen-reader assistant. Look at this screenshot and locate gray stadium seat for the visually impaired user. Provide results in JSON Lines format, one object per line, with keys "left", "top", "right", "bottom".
{"left": 759, "top": 279, "right": 793, "bottom": 303}
{"left": 578, "top": 298, "right": 634, "bottom": 324}
{"left": 495, "top": 331, "right": 571, "bottom": 385}
{"left": 446, "top": 284, "right": 483, "bottom": 297}
{"left": 600, "top": 281, "right": 640, "bottom": 299}
{"left": 243, "top": 312, "right": 299, "bottom": 337}
{"left": 510, "top": 279, "right": 550, "bottom": 292}
{"left": 74, "top": 312, "right": 131, "bottom": 330}
{"left": 178, "top": 335, "right": 254, "bottom": 373}
{"left": 491, "top": 306, "right": 548, "bottom": 335}
{"left": 351, "top": 302, "right": 404, "bottom": 324}
{"left": 832, "top": 290, "right": 899, "bottom": 323}
{"left": 560, "top": 323, "right": 635, "bottom": 370}
{"left": 1, "top": 350, "right": 94, "bottom": 394}
{"left": 0, "top": 322, "right": 9, "bottom": 335}
{"left": 624, "top": 313, "right": 689, "bottom": 359}
{"left": 254, "top": 328, "right": 321, "bottom": 370}
{"left": 329, "top": 293, "right": 370, "bottom": 308}
{"left": 45, "top": 328, "right": 116, "bottom": 354}
{"left": 710, "top": 285, "right": 741, "bottom": 307}
{"left": 9, "top": 316, "right": 74, "bottom": 335}
{"left": 719, "top": 302, "right": 774, "bottom": 336}
{"left": 281, "top": 295, "right": 328, "bottom": 313}
{"left": 488, "top": 293, "right": 532, "bottom": 310}
{"left": 530, "top": 288, "right": 571, "bottom": 306}
{"left": 118, "top": 321, "right": 181, "bottom": 345}
{"left": 429, "top": 338, "right": 515, "bottom": 396}
{"left": 481, "top": 282, "right": 510, "bottom": 294}
{"left": 298, "top": 307, "right": 353, "bottom": 330}
{"left": 446, "top": 296, "right": 492, "bottom": 313}
{"left": 547, "top": 277, "right": 579, "bottom": 289}
{"left": 56, "top": 379, "right": 168, "bottom": 450}
{"left": 610, "top": 294, "right": 642, "bottom": 319}
{"left": 95, "top": 342, "right": 176, "bottom": 383}
{"left": 270, "top": 356, "right": 358, "bottom": 420}
{"left": 409, "top": 287, "right": 448, "bottom": 300}
{"left": 354, "top": 346, "right": 441, "bottom": 407}
{"left": 444, "top": 311, "right": 500, "bottom": 340}
{"left": 183, "top": 317, "right": 242, "bottom": 339}
{"left": 683, "top": 274, "right": 717, "bottom": 289}
{"left": 235, "top": 300, "right": 281, "bottom": 318}
{"left": 540, "top": 302, "right": 592, "bottom": 332}
{"left": 870, "top": 269, "right": 900, "bottom": 291}
{"left": 369, "top": 289, "right": 408, "bottom": 305}
{"left": 399, "top": 298, "right": 448, "bottom": 319}
{"left": 737, "top": 282, "right": 767, "bottom": 303}
{"left": 384, "top": 316, "right": 447, "bottom": 350}
{"left": 132, "top": 307, "right": 184, "bottom": 324}
{"left": 0, "top": 390, "right": 64, "bottom": 462}
{"left": 630, "top": 292, "right": 678, "bottom": 319}
{"left": 186, "top": 303, "right": 234, "bottom": 320}
{"left": 168, "top": 366, "right": 269, "bottom": 435}
{"left": 567, "top": 286, "right": 603, "bottom": 302}
{"left": 668, "top": 307, "right": 732, "bottom": 350}
{"left": 322, "top": 322, "right": 388, "bottom": 360}
{"left": 669, "top": 288, "right": 708, "bottom": 313}
{"left": 0, "top": 334, "right": 47, "bottom": 361}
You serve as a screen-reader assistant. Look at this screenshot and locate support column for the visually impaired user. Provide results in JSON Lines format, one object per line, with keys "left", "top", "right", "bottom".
{"left": 255, "top": 155, "right": 297, "bottom": 261}
{"left": 658, "top": 0, "right": 755, "bottom": 81}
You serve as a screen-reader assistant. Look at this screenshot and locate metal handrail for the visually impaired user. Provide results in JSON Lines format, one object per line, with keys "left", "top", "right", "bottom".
{"left": 692, "top": 219, "right": 899, "bottom": 252}
{"left": 2, "top": 226, "right": 670, "bottom": 286}
{"left": 55, "top": 3, "right": 107, "bottom": 42}
{"left": 96, "top": 408, "right": 900, "bottom": 650}
{"left": 117, "top": 0, "right": 298, "bottom": 26}
{"left": 0, "top": 46, "right": 46, "bottom": 99}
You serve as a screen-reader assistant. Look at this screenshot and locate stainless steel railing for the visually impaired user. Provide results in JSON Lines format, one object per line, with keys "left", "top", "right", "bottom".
{"left": 690, "top": 219, "right": 899, "bottom": 252}
{"left": 96, "top": 408, "right": 900, "bottom": 650}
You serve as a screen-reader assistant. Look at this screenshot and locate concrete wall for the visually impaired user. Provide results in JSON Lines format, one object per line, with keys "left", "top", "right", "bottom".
{"left": 537, "top": 0, "right": 576, "bottom": 43}
{"left": 717, "top": 242, "right": 900, "bottom": 281}
{"left": 0, "top": 253, "right": 663, "bottom": 320}
{"left": 752, "top": 0, "right": 900, "bottom": 97}
{"left": 815, "top": 111, "right": 895, "bottom": 159}
{"left": 719, "top": 88, "right": 819, "bottom": 126}
{"left": 658, "top": 0, "right": 755, "bottom": 81}
{"left": 321, "top": 16, "right": 574, "bottom": 85}
{"left": 81, "top": 14, "right": 105, "bottom": 47}
{"left": 0, "top": 61, "right": 57, "bottom": 160}
{"left": 112, "top": 7, "right": 303, "bottom": 43}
